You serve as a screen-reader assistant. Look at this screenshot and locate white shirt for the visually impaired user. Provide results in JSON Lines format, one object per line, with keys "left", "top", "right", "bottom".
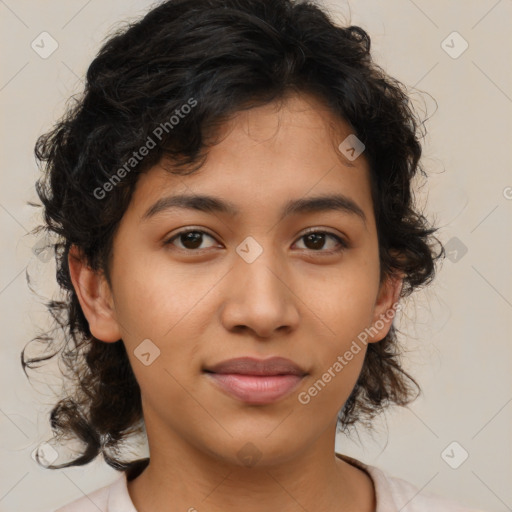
{"left": 53, "top": 455, "right": 484, "bottom": 512}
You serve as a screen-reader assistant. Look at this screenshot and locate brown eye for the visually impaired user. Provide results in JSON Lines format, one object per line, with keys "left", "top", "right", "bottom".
{"left": 164, "top": 228, "right": 348, "bottom": 255}
{"left": 294, "top": 231, "right": 347, "bottom": 253}
{"left": 164, "top": 230, "right": 218, "bottom": 251}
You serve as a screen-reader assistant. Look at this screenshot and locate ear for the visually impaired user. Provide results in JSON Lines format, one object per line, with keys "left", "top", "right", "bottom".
{"left": 68, "top": 245, "right": 121, "bottom": 342}
{"left": 366, "top": 271, "right": 404, "bottom": 344}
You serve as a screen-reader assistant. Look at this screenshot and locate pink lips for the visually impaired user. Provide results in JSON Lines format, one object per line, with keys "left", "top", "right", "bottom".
{"left": 204, "top": 356, "right": 307, "bottom": 405}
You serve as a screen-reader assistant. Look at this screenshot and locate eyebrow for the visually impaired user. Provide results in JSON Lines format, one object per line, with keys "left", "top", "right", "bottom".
{"left": 141, "top": 193, "right": 367, "bottom": 225}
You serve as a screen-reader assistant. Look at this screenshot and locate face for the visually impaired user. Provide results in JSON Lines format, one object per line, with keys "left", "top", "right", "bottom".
{"left": 70, "top": 92, "right": 401, "bottom": 468}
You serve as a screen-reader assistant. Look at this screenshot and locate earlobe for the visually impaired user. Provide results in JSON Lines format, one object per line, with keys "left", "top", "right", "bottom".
{"left": 367, "top": 272, "right": 404, "bottom": 344}
{"left": 68, "top": 245, "right": 122, "bottom": 343}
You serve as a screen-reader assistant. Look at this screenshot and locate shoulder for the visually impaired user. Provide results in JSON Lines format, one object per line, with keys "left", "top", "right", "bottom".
{"left": 53, "top": 484, "right": 110, "bottom": 512}
{"left": 336, "top": 453, "right": 485, "bottom": 512}
{"left": 53, "top": 472, "right": 133, "bottom": 512}
{"left": 366, "top": 464, "right": 486, "bottom": 512}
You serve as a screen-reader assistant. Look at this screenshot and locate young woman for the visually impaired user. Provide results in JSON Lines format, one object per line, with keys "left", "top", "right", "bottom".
{"left": 24, "top": 0, "right": 483, "bottom": 510}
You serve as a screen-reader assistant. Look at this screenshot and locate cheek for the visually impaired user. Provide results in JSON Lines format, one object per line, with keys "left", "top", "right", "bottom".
{"left": 112, "top": 254, "right": 217, "bottom": 339}
{"left": 299, "top": 257, "right": 379, "bottom": 400}
{"left": 295, "top": 339, "right": 367, "bottom": 428}
{"left": 302, "top": 257, "right": 380, "bottom": 335}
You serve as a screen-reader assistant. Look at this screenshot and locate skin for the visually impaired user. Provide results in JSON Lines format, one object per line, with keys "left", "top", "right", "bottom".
{"left": 69, "top": 92, "right": 403, "bottom": 512}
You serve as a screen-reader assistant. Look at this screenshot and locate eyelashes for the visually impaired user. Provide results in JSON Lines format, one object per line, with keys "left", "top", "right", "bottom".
{"left": 295, "top": 229, "right": 349, "bottom": 253}
{"left": 163, "top": 228, "right": 349, "bottom": 255}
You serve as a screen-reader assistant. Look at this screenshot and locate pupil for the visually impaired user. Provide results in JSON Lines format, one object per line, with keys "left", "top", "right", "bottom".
{"left": 306, "top": 233, "right": 325, "bottom": 250}
{"left": 182, "top": 232, "right": 202, "bottom": 249}
{"left": 179, "top": 232, "right": 327, "bottom": 251}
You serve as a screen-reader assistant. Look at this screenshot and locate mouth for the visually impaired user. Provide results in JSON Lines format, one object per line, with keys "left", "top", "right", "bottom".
{"left": 203, "top": 356, "right": 307, "bottom": 405}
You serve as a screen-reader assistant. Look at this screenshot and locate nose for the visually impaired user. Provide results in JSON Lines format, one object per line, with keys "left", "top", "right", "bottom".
{"left": 219, "top": 245, "right": 300, "bottom": 339}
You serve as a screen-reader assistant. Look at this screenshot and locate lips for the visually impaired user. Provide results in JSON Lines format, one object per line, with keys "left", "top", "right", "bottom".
{"left": 204, "top": 356, "right": 307, "bottom": 376}
{"left": 203, "top": 357, "right": 307, "bottom": 404}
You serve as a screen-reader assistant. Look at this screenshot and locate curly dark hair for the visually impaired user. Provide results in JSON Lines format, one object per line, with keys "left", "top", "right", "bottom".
{"left": 22, "top": 0, "right": 443, "bottom": 478}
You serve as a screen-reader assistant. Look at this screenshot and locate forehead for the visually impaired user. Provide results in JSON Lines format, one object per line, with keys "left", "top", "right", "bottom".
{"left": 127, "top": 93, "right": 374, "bottom": 225}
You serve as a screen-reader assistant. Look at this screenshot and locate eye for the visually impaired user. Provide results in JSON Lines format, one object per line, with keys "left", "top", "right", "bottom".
{"left": 164, "top": 228, "right": 348, "bottom": 254}
{"left": 164, "top": 229, "right": 219, "bottom": 251}
{"left": 293, "top": 229, "right": 348, "bottom": 254}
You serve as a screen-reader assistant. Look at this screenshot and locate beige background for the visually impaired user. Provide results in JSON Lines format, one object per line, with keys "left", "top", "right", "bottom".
{"left": 1, "top": 1, "right": 511, "bottom": 511}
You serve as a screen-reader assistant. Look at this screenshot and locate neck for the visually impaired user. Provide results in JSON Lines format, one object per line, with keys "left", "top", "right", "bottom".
{"left": 126, "top": 423, "right": 375, "bottom": 512}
